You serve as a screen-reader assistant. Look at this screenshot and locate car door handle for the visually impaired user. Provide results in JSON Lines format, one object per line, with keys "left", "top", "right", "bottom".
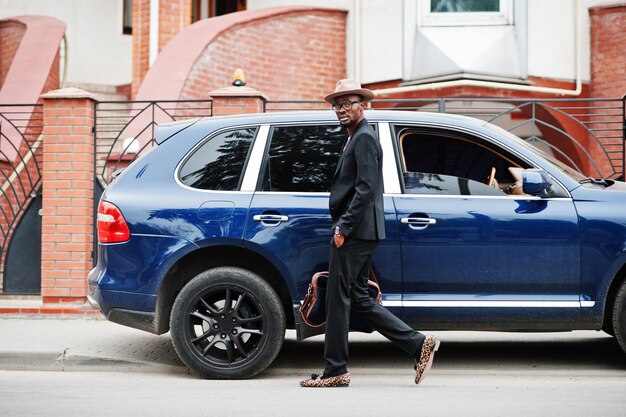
{"left": 253, "top": 214, "right": 289, "bottom": 226}
{"left": 400, "top": 217, "right": 437, "bottom": 230}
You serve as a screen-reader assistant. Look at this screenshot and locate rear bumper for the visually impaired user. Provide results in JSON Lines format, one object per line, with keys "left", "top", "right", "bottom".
{"left": 88, "top": 285, "right": 158, "bottom": 334}
{"left": 106, "top": 308, "right": 158, "bottom": 334}
{"left": 87, "top": 294, "right": 100, "bottom": 310}
{"left": 88, "top": 267, "right": 159, "bottom": 334}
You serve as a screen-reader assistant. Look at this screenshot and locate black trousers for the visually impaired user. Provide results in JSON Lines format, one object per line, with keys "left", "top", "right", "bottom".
{"left": 323, "top": 237, "right": 426, "bottom": 377}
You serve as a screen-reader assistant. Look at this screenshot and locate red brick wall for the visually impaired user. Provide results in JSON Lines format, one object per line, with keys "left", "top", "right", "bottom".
{"left": 159, "top": 0, "right": 192, "bottom": 52}
{"left": 132, "top": 0, "right": 152, "bottom": 99}
{"left": 0, "top": 20, "right": 26, "bottom": 88}
{"left": 180, "top": 10, "right": 346, "bottom": 102}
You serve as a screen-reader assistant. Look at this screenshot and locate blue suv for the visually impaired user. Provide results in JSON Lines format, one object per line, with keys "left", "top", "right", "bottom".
{"left": 88, "top": 110, "right": 626, "bottom": 379}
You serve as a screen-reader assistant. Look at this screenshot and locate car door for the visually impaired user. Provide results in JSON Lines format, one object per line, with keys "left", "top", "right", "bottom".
{"left": 243, "top": 122, "right": 402, "bottom": 309}
{"left": 391, "top": 125, "right": 582, "bottom": 327}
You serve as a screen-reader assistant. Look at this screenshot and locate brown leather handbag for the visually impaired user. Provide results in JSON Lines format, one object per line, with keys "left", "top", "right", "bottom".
{"left": 300, "top": 269, "right": 382, "bottom": 332}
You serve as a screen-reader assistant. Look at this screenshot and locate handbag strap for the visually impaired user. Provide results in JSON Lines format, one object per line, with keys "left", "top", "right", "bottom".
{"left": 368, "top": 268, "right": 380, "bottom": 285}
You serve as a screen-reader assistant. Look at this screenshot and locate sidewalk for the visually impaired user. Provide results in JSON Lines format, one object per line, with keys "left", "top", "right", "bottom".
{"left": 1, "top": 315, "right": 622, "bottom": 376}
{"left": 0, "top": 315, "right": 187, "bottom": 374}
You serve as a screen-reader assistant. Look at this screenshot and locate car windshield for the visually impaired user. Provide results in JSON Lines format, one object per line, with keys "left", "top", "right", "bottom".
{"left": 483, "top": 123, "right": 588, "bottom": 183}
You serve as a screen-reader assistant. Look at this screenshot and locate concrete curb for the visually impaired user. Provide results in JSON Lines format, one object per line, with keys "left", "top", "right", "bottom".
{"left": 0, "top": 317, "right": 187, "bottom": 374}
{"left": 0, "top": 350, "right": 189, "bottom": 374}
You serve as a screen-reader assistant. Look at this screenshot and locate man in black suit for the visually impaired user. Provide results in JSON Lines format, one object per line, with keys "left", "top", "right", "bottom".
{"left": 300, "top": 80, "right": 440, "bottom": 388}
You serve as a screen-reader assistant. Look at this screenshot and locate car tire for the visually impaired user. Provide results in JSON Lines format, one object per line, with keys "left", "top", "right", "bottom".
{"left": 613, "top": 280, "right": 626, "bottom": 354}
{"left": 170, "top": 267, "right": 286, "bottom": 379}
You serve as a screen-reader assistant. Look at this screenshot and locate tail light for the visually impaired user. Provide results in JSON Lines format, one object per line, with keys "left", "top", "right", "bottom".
{"left": 97, "top": 200, "right": 130, "bottom": 243}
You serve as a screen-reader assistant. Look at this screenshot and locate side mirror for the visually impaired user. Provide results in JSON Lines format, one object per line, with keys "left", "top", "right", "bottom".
{"left": 522, "top": 169, "right": 552, "bottom": 197}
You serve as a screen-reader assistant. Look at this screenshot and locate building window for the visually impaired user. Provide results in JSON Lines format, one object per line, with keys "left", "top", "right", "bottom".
{"left": 431, "top": 0, "right": 500, "bottom": 12}
{"left": 123, "top": 0, "right": 132, "bottom": 35}
{"left": 420, "top": 0, "right": 512, "bottom": 26}
{"left": 404, "top": 0, "right": 525, "bottom": 81}
{"left": 192, "top": 0, "right": 247, "bottom": 23}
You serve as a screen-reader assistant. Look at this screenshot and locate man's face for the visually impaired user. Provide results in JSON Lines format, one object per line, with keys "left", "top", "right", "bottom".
{"left": 333, "top": 94, "right": 364, "bottom": 129}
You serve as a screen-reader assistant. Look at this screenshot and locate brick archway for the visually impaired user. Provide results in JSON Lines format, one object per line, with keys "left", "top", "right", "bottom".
{"left": 385, "top": 97, "right": 604, "bottom": 176}
{"left": 135, "top": 6, "right": 347, "bottom": 103}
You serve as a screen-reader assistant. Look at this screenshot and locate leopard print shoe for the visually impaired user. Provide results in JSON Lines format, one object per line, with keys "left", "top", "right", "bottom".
{"left": 300, "top": 372, "right": 351, "bottom": 388}
{"left": 414, "top": 335, "right": 440, "bottom": 385}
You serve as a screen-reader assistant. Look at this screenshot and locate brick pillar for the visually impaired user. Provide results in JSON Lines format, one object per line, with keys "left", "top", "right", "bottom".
{"left": 209, "top": 85, "right": 268, "bottom": 116}
{"left": 159, "top": 0, "right": 192, "bottom": 52}
{"left": 40, "top": 88, "right": 96, "bottom": 305}
{"left": 589, "top": 4, "right": 626, "bottom": 177}
{"left": 132, "top": 0, "right": 151, "bottom": 99}
{"left": 589, "top": 4, "right": 626, "bottom": 99}
{"left": 133, "top": 0, "right": 192, "bottom": 99}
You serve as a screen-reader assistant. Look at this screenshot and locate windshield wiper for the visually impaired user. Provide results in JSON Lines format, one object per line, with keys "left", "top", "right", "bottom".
{"left": 580, "top": 177, "right": 608, "bottom": 186}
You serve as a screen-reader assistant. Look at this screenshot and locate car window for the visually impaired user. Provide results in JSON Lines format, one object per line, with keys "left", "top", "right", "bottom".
{"left": 178, "top": 127, "right": 257, "bottom": 190}
{"left": 403, "top": 172, "right": 506, "bottom": 196}
{"left": 394, "top": 126, "right": 528, "bottom": 196}
{"left": 483, "top": 122, "right": 588, "bottom": 183}
{"left": 260, "top": 124, "right": 345, "bottom": 192}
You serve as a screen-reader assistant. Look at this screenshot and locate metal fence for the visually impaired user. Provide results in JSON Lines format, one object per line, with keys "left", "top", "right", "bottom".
{"left": 266, "top": 97, "right": 626, "bottom": 180}
{"left": 94, "top": 97, "right": 626, "bottom": 187}
{"left": 94, "top": 100, "right": 213, "bottom": 187}
{"left": 0, "top": 103, "right": 43, "bottom": 292}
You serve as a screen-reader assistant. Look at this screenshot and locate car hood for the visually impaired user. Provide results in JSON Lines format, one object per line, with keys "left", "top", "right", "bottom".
{"left": 606, "top": 179, "right": 626, "bottom": 192}
{"left": 572, "top": 178, "right": 626, "bottom": 203}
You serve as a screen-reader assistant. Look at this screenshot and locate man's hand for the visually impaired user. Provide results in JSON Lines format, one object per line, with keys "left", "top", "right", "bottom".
{"left": 334, "top": 232, "right": 345, "bottom": 248}
{"left": 334, "top": 226, "right": 345, "bottom": 248}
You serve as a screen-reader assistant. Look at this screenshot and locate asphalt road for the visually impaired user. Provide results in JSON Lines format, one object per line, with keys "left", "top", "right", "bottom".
{"left": 1, "top": 329, "right": 626, "bottom": 417}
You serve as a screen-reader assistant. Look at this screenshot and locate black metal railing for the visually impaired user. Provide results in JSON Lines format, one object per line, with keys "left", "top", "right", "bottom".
{"left": 94, "top": 100, "right": 213, "bottom": 187}
{"left": 93, "top": 97, "right": 625, "bottom": 188}
{"left": 0, "top": 103, "right": 43, "bottom": 290}
{"left": 265, "top": 97, "right": 626, "bottom": 179}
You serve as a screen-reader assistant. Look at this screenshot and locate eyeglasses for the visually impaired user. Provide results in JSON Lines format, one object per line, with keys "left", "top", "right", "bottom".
{"left": 332, "top": 100, "right": 361, "bottom": 111}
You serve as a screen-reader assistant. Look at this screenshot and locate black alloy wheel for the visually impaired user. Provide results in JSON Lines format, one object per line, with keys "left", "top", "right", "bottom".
{"left": 170, "top": 267, "right": 286, "bottom": 379}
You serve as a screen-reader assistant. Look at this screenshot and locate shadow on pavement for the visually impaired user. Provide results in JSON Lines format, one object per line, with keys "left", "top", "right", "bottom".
{"left": 270, "top": 331, "right": 626, "bottom": 374}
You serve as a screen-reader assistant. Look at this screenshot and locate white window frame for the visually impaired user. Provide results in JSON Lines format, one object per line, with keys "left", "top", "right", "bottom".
{"left": 419, "top": 0, "right": 513, "bottom": 27}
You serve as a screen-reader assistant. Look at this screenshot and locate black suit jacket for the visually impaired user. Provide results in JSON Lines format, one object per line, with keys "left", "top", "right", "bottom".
{"left": 329, "top": 118, "right": 386, "bottom": 241}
